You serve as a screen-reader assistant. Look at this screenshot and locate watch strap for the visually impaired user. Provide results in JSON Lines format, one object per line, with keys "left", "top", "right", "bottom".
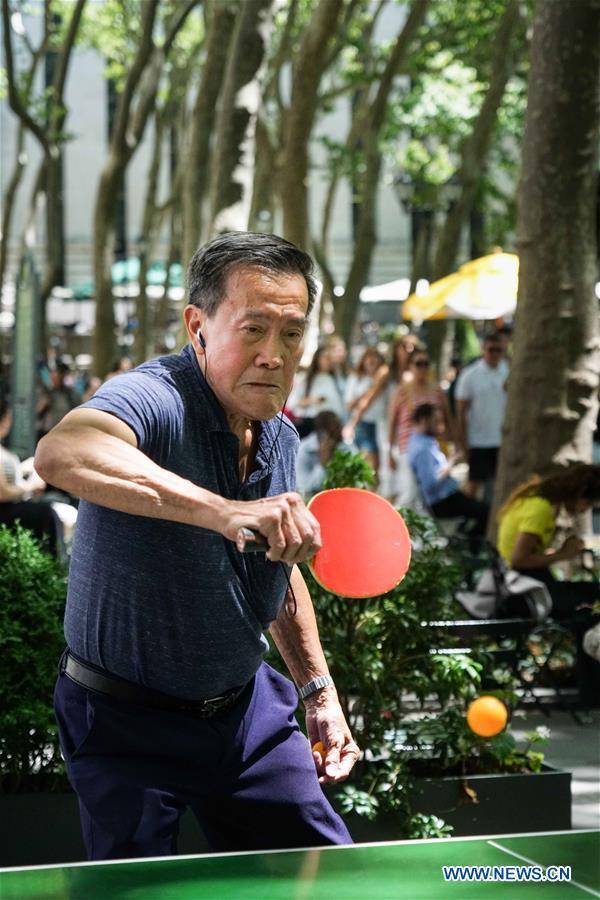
{"left": 298, "top": 674, "right": 334, "bottom": 700}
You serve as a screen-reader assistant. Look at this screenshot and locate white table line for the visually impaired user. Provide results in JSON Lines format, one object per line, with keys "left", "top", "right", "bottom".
{"left": 488, "top": 840, "right": 600, "bottom": 898}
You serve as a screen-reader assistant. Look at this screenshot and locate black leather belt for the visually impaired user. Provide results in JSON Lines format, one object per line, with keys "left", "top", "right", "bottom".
{"left": 61, "top": 650, "right": 247, "bottom": 717}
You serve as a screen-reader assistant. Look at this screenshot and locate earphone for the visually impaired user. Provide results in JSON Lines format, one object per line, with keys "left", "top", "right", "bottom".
{"left": 196, "top": 328, "right": 206, "bottom": 349}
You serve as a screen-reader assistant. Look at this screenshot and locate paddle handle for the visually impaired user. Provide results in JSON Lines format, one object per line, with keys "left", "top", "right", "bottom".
{"left": 236, "top": 527, "right": 268, "bottom": 553}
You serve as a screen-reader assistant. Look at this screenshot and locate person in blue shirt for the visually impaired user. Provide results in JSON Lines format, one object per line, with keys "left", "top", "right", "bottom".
{"left": 408, "top": 403, "right": 488, "bottom": 538}
{"left": 34, "top": 233, "right": 358, "bottom": 860}
{"left": 296, "top": 411, "right": 355, "bottom": 496}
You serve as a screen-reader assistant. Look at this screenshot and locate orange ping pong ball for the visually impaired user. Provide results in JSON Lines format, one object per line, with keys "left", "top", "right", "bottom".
{"left": 312, "top": 741, "right": 326, "bottom": 763}
{"left": 466, "top": 696, "right": 508, "bottom": 737}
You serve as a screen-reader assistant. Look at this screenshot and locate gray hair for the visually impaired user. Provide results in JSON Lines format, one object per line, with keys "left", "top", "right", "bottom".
{"left": 187, "top": 232, "right": 318, "bottom": 316}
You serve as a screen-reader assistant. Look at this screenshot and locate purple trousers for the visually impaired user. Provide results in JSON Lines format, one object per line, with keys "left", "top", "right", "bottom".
{"left": 54, "top": 662, "right": 352, "bottom": 860}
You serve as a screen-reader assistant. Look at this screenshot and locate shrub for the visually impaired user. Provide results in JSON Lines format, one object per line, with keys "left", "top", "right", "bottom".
{"left": 305, "top": 508, "right": 472, "bottom": 748}
{"left": 269, "top": 449, "right": 487, "bottom": 836}
{"left": 0, "top": 525, "right": 67, "bottom": 790}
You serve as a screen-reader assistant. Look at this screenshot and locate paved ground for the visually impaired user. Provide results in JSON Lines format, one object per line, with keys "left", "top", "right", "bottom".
{"left": 511, "top": 707, "right": 600, "bottom": 829}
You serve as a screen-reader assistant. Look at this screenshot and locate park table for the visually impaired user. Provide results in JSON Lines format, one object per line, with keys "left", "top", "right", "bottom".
{"left": 1, "top": 829, "right": 598, "bottom": 899}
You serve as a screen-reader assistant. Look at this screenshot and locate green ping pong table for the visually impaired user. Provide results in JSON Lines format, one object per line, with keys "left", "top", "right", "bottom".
{"left": 1, "top": 830, "right": 598, "bottom": 899}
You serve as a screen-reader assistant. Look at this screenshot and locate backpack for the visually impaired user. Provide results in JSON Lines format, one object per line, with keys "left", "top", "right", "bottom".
{"left": 456, "top": 550, "right": 552, "bottom": 623}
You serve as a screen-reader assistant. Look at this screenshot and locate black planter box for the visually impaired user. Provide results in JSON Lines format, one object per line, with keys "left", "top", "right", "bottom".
{"left": 330, "top": 763, "right": 571, "bottom": 844}
{"left": 0, "top": 791, "right": 207, "bottom": 868}
{"left": 411, "top": 763, "right": 571, "bottom": 837}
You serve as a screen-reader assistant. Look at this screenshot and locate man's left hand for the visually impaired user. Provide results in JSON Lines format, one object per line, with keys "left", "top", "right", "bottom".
{"left": 304, "top": 687, "right": 361, "bottom": 784}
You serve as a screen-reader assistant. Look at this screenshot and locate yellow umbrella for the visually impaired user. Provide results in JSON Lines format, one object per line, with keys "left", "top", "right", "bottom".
{"left": 402, "top": 251, "right": 519, "bottom": 322}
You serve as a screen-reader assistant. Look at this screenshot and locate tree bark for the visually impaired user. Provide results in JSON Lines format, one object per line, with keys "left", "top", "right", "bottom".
{"left": 491, "top": 0, "right": 600, "bottom": 532}
{"left": 40, "top": 0, "right": 87, "bottom": 307}
{"left": 182, "top": 0, "right": 236, "bottom": 267}
{"left": 334, "top": 0, "right": 430, "bottom": 341}
{"left": 248, "top": 114, "right": 278, "bottom": 231}
{"left": 0, "top": 124, "right": 27, "bottom": 294}
{"left": 312, "top": 2, "right": 387, "bottom": 320}
{"left": 0, "top": 10, "right": 50, "bottom": 294}
{"left": 92, "top": 0, "right": 196, "bottom": 377}
{"left": 207, "top": 0, "right": 276, "bottom": 236}
{"left": 279, "top": 0, "right": 345, "bottom": 250}
{"left": 427, "top": 0, "right": 522, "bottom": 373}
{"left": 1, "top": 0, "right": 84, "bottom": 317}
{"left": 432, "top": 0, "right": 521, "bottom": 281}
{"left": 248, "top": 0, "right": 301, "bottom": 232}
{"left": 135, "top": 41, "right": 203, "bottom": 363}
{"left": 133, "top": 114, "right": 164, "bottom": 365}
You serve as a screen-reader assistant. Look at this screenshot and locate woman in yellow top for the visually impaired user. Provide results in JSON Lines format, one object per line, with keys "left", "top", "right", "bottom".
{"left": 498, "top": 464, "right": 600, "bottom": 607}
{"left": 497, "top": 464, "right": 600, "bottom": 706}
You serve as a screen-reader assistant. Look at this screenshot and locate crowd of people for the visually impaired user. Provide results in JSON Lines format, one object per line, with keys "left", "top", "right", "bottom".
{"left": 285, "top": 327, "right": 600, "bottom": 700}
{"left": 287, "top": 327, "right": 509, "bottom": 522}
{"left": 0, "top": 355, "right": 134, "bottom": 557}
{"left": 3, "top": 323, "right": 599, "bottom": 594}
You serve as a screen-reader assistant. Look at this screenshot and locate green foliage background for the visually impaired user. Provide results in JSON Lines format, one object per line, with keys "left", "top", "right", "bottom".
{"left": 0, "top": 525, "right": 67, "bottom": 790}
{"left": 269, "top": 449, "right": 544, "bottom": 838}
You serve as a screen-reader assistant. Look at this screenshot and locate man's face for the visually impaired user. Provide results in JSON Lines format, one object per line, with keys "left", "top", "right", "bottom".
{"left": 482, "top": 341, "right": 503, "bottom": 368}
{"left": 185, "top": 266, "right": 308, "bottom": 422}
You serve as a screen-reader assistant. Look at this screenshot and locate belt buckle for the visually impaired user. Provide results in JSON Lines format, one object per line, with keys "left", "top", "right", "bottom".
{"left": 201, "top": 693, "right": 229, "bottom": 716}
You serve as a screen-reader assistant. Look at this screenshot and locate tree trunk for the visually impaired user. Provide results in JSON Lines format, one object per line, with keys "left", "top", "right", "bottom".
{"left": 333, "top": 0, "right": 430, "bottom": 342}
{"left": 427, "top": 0, "right": 522, "bottom": 373}
{"left": 248, "top": 0, "right": 301, "bottom": 233}
{"left": 248, "top": 115, "right": 278, "bottom": 231}
{"left": 133, "top": 113, "right": 165, "bottom": 365}
{"left": 182, "top": 0, "right": 236, "bottom": 267}
{"left": 334, "top": 144, "right": 381, "bottom": 341}
{"left": 92, "top": 0, "right": 198, "bottom": 376}
{"left": 40, "top": 0, "right": 87, "bottom": 313}
{"left": 279, "top": 0, "right": 345, "bottom": 250}
{"left": 0, "top": 125, "right": 27, "bottom": 293}
{"left": 410, "top": 208, "right": 434, "bottom": 292}
{"left": 2, "top": 0, "right": 84, "bottom": 344}
{"left": 207, "top": 0, "right": 276, "bottom": 236}
{"left": 93, "top": 166, "right": 119, "bottom": 376}
{"left": 40, "top": 152, "right": 63, "bottom": 301}
{"left": 91, "top": 0, "right": 158, "bottom": 377}
{"left": 491, "top": 0, "right": 600, "bottom": 532}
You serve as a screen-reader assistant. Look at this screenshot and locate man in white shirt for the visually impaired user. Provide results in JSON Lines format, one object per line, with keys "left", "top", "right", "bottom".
{"left": 455, "top": 333, "right": 508, "bottom": 499}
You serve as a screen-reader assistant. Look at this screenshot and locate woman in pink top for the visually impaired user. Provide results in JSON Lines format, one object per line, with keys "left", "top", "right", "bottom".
{"left": 388, "top": 349, "right": 451, "bottom": 506}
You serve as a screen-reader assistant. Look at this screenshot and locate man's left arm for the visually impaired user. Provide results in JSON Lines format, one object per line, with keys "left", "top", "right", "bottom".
{"left": 269, "top": 565, "right": 361, "bottom": 784}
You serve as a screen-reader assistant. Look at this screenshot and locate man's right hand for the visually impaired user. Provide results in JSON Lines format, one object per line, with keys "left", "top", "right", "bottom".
{"left": 222, "top": 492, "right": 322, "bottom": 564}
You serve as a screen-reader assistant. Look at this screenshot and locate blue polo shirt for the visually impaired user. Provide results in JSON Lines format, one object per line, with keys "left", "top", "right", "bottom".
{"left": 64, "top": 345, "right": 298, "bottom": 700}
{"left": 408, "top": 432, "right": 458, "bottom": 507}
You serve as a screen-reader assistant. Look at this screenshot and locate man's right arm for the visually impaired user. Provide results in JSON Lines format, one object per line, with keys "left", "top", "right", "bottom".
{"left": 34, "top": 408, "right": 321, "bottom": 564}
{"left": 455, "top": 398, "right": 471, "bottom": 454}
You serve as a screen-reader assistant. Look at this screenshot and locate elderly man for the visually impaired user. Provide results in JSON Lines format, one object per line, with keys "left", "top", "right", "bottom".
{"left": 34, "top": 232, "right": 358, "bottom": 860}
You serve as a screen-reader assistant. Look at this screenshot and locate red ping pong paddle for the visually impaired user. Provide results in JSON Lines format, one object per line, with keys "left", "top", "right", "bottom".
{"left": 236, "top": 487, "right": 411, "bottom": 598}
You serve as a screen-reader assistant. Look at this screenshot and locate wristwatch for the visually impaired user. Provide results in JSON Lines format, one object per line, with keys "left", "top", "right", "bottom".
{"left": 298, "top": 674, "right": 334, "bottom": 700}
